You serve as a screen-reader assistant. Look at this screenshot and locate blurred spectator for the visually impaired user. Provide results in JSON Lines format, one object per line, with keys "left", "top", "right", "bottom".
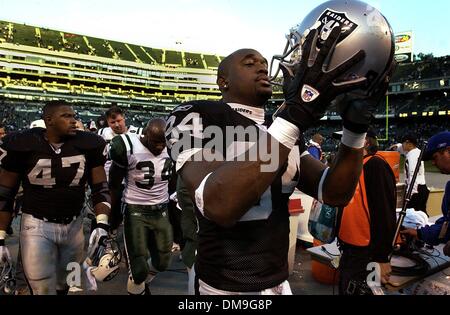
{"left": 307, "top": 133, "right": 325, "bottom": 162}
{"left": 401, "top": 131, "right": 449, "bottom": 250}
{"left": 0, "top": 124, "right": 6, "bottom": 139}
{"left": 390, "top": 134, "right": 430, "bottom": 214}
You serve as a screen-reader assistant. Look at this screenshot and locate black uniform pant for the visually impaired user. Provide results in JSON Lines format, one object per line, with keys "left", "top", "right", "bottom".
{"left": 406, "top": 184, "right": 430, "bottom": 214}
{"left": 338, "top": 245, "right": 372, "bottom": 295}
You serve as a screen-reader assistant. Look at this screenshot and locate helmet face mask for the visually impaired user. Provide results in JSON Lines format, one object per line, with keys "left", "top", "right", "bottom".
{"left": 270, "top": 0, "right": 395, "bottom": 94}
{"left": 0, "top": 260, "right": 16, "bottom": 295}
{"left": 87, "top": 237, "right": 122, "bottom": 282}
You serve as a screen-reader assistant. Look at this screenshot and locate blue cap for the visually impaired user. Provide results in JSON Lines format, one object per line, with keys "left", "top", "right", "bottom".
{"left": 423, "top": 131, "right": 450, "bottom": 161}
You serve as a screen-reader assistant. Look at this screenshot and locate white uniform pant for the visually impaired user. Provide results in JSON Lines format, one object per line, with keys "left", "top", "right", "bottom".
{"left": 20, "top": 214, "right": 84, "bottom": 295}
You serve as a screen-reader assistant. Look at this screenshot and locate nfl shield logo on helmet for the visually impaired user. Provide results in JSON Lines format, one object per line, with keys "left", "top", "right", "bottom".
{"left": 301, "top": 84, "right": 320, "bottom": 102}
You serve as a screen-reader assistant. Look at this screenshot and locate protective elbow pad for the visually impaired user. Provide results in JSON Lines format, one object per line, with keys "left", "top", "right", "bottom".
{"left": 91, "top": 182, "right": 111, "bottom": 209}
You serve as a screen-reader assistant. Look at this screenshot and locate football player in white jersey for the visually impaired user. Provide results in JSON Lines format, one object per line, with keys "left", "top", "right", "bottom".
{"left": 97, "top": 105, "right": 143, "bottom": 232}
{"left": 109, "top": 118, "right": 174, "bottom": 295}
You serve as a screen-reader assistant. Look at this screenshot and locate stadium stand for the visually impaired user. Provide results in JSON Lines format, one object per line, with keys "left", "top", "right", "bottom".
{"left": 126, "top": 44, "right": 152, "bottom": 64}
{"left": 184, "top": 52, "right": 204, "bottom": 69}
{"left": 145, "top": 47, "right": 163, "bottom": 64}
{"left": 204, "top": 54, "right": 221, "bottom": 69}
{"left": 392, "top": 56, "right": 450, "bottom": 82}
{"left": 0, "top": 19, "right": 448, "bottom": 155}
{"left": 164, "top": 50, "right": 183, "bottom": 66}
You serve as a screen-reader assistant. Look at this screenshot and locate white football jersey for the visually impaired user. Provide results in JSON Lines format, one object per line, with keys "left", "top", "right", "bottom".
{"left": 115, "top": 133, "right": 172, "bottom": 205}
{"left": 98, "top": 126, "right": 143, "bottom": 179}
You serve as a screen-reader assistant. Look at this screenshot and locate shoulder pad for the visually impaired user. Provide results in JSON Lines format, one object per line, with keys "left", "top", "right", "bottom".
{"left": 1, "top": 128, "right": 46, "bottom": 152}
{"left": 71, "top": 131, "right": 106, "bottom": 151}
{"left": 97, "top": 127, "right": 115, "bottom": 140}
{"left": 110, "top": 135, "right": 131, "bottom": 166}
{"left": 127, "top": 126, "right": 143, "bottom": 135}
{"left": 111, "top": 134, "right": 133, "bottom": 153}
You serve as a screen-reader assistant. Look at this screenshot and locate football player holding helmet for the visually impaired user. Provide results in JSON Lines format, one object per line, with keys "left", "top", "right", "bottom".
{"left": 0, "top": 100, "right": 111, "bottom": 295}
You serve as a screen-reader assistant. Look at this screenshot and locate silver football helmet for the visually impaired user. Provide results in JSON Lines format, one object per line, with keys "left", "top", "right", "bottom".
{"left": 86, "top": 236, "right": 122, "bottom": 282}
{"left": 0, "top": 259, "right": 16, "bottom": 295}
{"left": 270, "top": 0, "right": 395, "bottom": 94}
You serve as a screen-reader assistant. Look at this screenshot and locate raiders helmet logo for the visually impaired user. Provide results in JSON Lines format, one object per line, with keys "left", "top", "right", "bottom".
{"left": 301, "top": 84, "right": 320, "bottom": 103}
{"left": 316, "top": 9, "right": 359, "bottom": 44}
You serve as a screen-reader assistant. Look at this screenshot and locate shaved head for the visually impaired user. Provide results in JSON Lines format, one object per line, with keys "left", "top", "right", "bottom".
{"left": 216, "top": 48, "right": 272, "bottom": 107}
{"left": 142, "top": 118, "right": 167, "bottom": 156}
{"left": 146, "top": 118, "right": 166, "bottom": 135}
{"left": 218, "top": 49, "right": 261, "bottom": 81}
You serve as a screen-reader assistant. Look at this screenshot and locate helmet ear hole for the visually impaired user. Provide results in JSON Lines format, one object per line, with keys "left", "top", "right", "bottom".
{"left": 366, "top": 70, "right": 379, "bottom": 87}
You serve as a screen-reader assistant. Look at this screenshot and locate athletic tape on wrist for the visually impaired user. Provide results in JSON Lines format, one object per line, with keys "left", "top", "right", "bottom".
{"left": 267, "top": 118, "right": 300, "bottom": 150}
{"left": 341, "top": 128, "right": 366, "bottom": 149}
{"left": 96, "top": 214, "right": 109, "bottom": 226}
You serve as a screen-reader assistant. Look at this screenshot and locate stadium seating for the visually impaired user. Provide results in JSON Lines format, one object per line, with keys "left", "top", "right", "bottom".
{"left": 392, "top": 56, "right": 450, "bottom": 82}
{"left": 203, "top": 54, "right": 220, "bottom": 69}
{"left": 126, "top": 44, "right": 154, "bottom": 64}
{"left": 184, "top": 52, "right": 204, "bottom": 69}
{"left": 164, "top": 50, "right": 183, "bottom": 66}
{"left": 2, "top": 20, "right": 226, "bottom": 70}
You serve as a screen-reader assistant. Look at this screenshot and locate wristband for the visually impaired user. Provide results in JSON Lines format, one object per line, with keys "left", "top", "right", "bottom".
{"left": 341, "top": 128, "right": 366, "bottom": 149}
{"left": 268, "top": 118, "right": 300, "bottom": 150}
{"left": 96, "top": 214, "right": 109, "bottom": 226}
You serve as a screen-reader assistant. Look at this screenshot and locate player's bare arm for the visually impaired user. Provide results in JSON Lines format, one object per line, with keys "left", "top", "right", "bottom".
{"left": 0, "top": 169, "right": 19, "bottom": 231}
{"left": 90, "top": 166, "right": 111, "bottom": 217}
{"left": 297, "top": 145, "right": 363, "bottom": 206}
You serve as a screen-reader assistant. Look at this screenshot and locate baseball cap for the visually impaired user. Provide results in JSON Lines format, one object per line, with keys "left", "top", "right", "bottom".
{"left": 366, "top": 128, "right": 378, "bottom": 140}
{"left": 30, "top": 119, "right": 46, "bottom": 129}
{"left": 423, "top": 131, "right": 450, "bottom": 161}
{"left": 401, "top": 134, "right": 418, "bottom": 146}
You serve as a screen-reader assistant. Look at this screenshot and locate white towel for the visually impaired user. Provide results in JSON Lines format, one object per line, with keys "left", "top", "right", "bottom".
{"left": 82, "top": 261, "right": 98, "bottom": 292}
{"left": 402, "top": 209, "right": 429, "bottom": 229}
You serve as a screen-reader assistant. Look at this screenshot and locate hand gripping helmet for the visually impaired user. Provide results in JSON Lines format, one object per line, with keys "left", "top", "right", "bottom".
{"left": 87, "top": 236, "right": 122, "bottom": 282}
{"left": 0, "top": 259, "right": 16, "bottom": 295}
{"left": 270, "top": 0, "right": 395, "bottom": 94}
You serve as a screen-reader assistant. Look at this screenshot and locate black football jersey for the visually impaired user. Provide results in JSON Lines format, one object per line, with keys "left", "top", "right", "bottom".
{"left": 166, "top": 101, "right": 302, "bottom": 292}
{"left": 0, "top": 128, "right": 106, "bottom": 218}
